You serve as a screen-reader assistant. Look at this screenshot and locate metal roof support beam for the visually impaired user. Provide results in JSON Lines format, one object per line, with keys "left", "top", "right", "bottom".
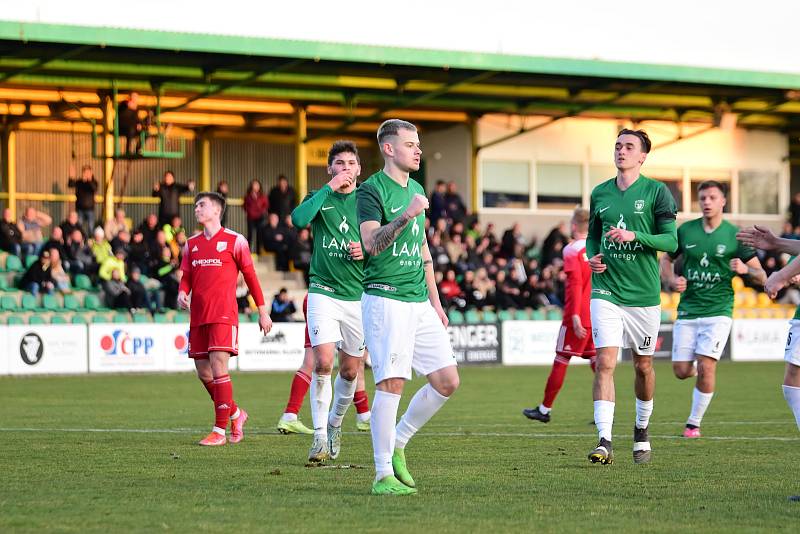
{"left": 0, "top": 45, "right": 93, "bottom": 83}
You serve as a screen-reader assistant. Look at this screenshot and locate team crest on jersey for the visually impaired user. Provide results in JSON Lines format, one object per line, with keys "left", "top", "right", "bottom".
{"left": 216, "top": 241, "right": 227, "bottom": 252}
{"left": 716, "top": 244, "right": 726, "bottom": 256}
{"left": 634, "top": 199, "right": 645, "bottom": 213}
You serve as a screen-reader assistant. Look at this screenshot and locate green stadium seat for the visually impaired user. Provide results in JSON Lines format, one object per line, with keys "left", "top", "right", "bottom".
{"left": 482, "top": 310, "right": 498, "bottom": 323}
{"left": 63, "top": 294, "right": 80, "bottom": 311}
{"left": 0, "top": 276, "right": 7, "bottom": 291}
{"left": 497, "top": 310, "right": 513, "bottom": 322}
{"left": 82, "top": 294, "right": 102, "bottom": 311}
{"left": 71, "top": 314, "right": 89, "bottom": 324}
{"left": 74, "top": 274, "right": 92, "bottom": 290}
{"left": 513, "top": 309, "right": 530, "bottom": 321}
{"left": 29, "top": 315, "right": 46, "bottom": 325}
{"left": 41, "top": 293, "right": 59, "bottom": 311}
{"left": 239, "top": 313, "right": 250, "bottom": 323}
{"left": 21, "top": 294, "right": 38, "bottom": 311}
{"left": 25, "top": 255, "right": 38, "bottom": 269}
{"left": 92, "top": 313, "right": 113, "bottom": 323}
{"left": 133, "top": 313, "right": 152, "bottom": 323}
{"left": 465, "top": 309, "right": 481, "bottom": 324}
{"left": 7, "top": 315, "right": 24, "bottom": 325}
{"left": 50, "top": 314, "right": 69, "bottom": 324}
{"left": 530, "top": 309, "right": 545, "bottom": 321}
{"left": 5, "top": 255, "right": 24, "bottom": 272}
{"left": 1, "top": 295, "right": 16, "bottom": 311}
{"left": 174, "top": 312, "right": 190, "bottom": 323}
{"left": 546, "top": 308, "right": 563, "bottom": 321}
{"left": 154, "top": 313, "right": 170, "bottom": 324}
{"left": 113, "top": 312, "right": 130, "bottom": 323}
{"left": 448, "top": 310, "right": 465, "bottom": 325}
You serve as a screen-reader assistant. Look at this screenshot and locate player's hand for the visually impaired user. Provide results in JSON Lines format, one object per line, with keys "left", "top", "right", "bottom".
{"left": 258, "top": 310, "right": 273, "bottom": 336}
{"left": 737, "top": 225, "right": 777, "bottom": 251}
{"left": 765, "top": 271, "right": 788, "bottom": 299}
{"left": 673, "top": 276, "right": 687, "bottom": 293}
{"left": 730, "top": 258, "right": 748, "bottom": 275}
{"left": 153, "top": 182, "right": 160, "bottom": 192}
{"left": 348, "top": 241, "right": 364, "bottom": 260}
{"left": 404, "top": 194, "right": 429, "bottom": 219}
{"left": 605, "top": 226, "right": 636, "bottom": 243}
{"left": 188, "top": 180, "right": 196, "bottom": 191}
{"left": 572, "top": 314, "right": 587, "bottom": 339}
{"left": 327, "top": 171, "right": 353, "bottom": 192}
{"left": 790, "top": 274, "right": 800, "bottom": 286}
{"left": 433, "top": 302, "right": 449, "bottom": 327}
{"left": 588, "top": 253, "right": 606, "bottom": 273}
{"left": 177, "top": 290, "right": 190, "bottom": 310}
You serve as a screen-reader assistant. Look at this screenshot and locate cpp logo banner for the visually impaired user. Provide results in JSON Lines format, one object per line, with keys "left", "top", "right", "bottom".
{"left": 88, "top": 324, "right": 163, "bottom": 372}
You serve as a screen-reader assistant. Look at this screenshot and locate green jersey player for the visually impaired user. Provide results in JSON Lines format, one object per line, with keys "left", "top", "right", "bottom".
{"left": 586, "top": 129, "right": 678, "bottom": 465}
{"left": 661, "top": 181, "right": 764, "bottom": 438}
{"left": 357, "top": 119, "right": 460, "bottom": 496}
{"left": 290, "top": 140, "right": 366, "bottom": 463}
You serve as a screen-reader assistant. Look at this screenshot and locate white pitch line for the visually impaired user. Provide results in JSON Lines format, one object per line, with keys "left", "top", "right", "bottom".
{"left": 0, "top": 427, "right": 797, "bottom": 441}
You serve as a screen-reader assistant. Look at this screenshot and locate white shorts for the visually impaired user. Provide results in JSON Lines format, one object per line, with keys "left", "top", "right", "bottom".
{"left": 361, "top": 293, "right": 457, "bottom": 384}
{"left": 672, "top": 316, "right": 733, "bottom": 362}
{"left": 784, "top": 320, "right": 800, "bottom": 367}
{"left": 306, "top": 292, "right": 365, "bottom": 357}
{"left": 590, "top": 299, "right": 661, "bottom": 356}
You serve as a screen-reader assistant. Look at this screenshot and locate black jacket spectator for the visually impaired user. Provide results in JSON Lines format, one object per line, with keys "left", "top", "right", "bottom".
{"left": 68, "top": 169, "right": 98, "bottom": 212}
{"left": 444, "top": 182, "right": 467, "bottom": 224}
{"left": 261, "top": 214, "right": 293, "bottom": 271}
{"left": 430, "top": 181, "right": 447, "bottom": 223}
{"left": 60, "top": 212, "right": 84, "bottom": 241}
{"left": 267, "top": 175, "right": 296, "bottom": 219}
{"left": 0, "top": 208, "right": 22, "bottom": 255}
{"left": 152, "top": 172, "right": 194, "bottom": 226}
{"left": 19, "top": 253, "right": 54, "bottom": 294}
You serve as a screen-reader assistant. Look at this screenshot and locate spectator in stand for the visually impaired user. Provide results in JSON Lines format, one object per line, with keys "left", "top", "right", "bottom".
{"left": 118, "top": 91, "right": 143, "bottom": 156}
{"left": 138, "top": 213, "right": 159, "bottom": 250}
{"left": 466, "top": 220, "right": 483, "bottom": 241}
{"left": 152, "top": 171, "right": 194, "bottom": 226}
{"left": 538, "top": 265, "right": 561, "bottom": 306}
{"left": 439, "top": 269, "right": 465, "bottom": 310}
{"left": 155, "top": 246, "right": 180, "bottom": 309}
{"left": 261, "top": 213, "right": 292, "bottom": 271}
{"left": 42, "top": 227, "right": 67, "bottom": 264}
{"left": 162, "top": 215, "right": 184, "bottom": 244}
{"left": 483, "top": 222, "right": 499, "bottom": 250}
{"left": 243, "top": 179, "right": 268, "bottom": 253}
{"left": 500, "top": 222, "right": 524, "bottom": 259}
{"left": 169, "top": 230, "right": 187, "bottom": 262}
{"left": 472, "top": 267, "right": 496, "bottom": 309}
{"left": 104, "top": 268, "right": 132, "bottom": 310}
{"left": 445, "top": 232, "right": 466, "bottom": 267}
{"left": 444, "top": 180, "right": 468, "bottom": 224}
{"left": 429, "top": 217, "right": 448, "bottom": 241}
{"left": 104, "top": 208, "right": 129, "bottom": 240}
{"left": 216, "top": 181, "right": 230, "bottom": 227}
{"left": 0, "top": 208, "right": 23, "bottom": 256}
{"left": 520, "top": 272, "right": 549, "bottom": 308}
{"left": 127, "top": 229, "right": 150, "bottom": 276}
{"left": 291, "top": 228, "right": 312, "bottom": 284}
{"left": 48, "top": 247, "right": 71, "bottom": 293}
{"left": 19, "top": 248, "right": 54, "bottom": 296}
{"left": 67, "top": 163, "right": 98, "bottom": 234}
{"left": 789, "top": 192, "right": 800, "bottom": 229}
{"left": 20, "top": 206, "right": 52, "bottom": 257}
{"left": 236, "top": 273, "right": 253, "bottom": 313}
{"left": 267, "top": 174, "right": 296, "bottom": 220}
{"left": 430, "top": 180, "right": 448, "bottom": 224}
{"left": 780, "top": 221, "right": 799, "bottom": 240}
{"left": 495, "top": 270, "right": 521, "bottom": 310}
{"left": 60, "top": 211, "right": 84, "bottom": 241}
{"left": 270, "top": 287, "right": 297, "bottom": 322}
{"left": 110, "top": 229, "right": 131, "bottom": 256}
{"left": 540, "top": 222, "right": 569, "bottom": 266}
{"left": 90, "top": 227, "right": 113, "bottom": 266}
{"left": 126, "top": 266, "right": 157, "bottom": 313}
{"left": 65, "top": 228, "right": 94, "bottom": 275}
{"left": 148, "top": 230, "right": 169, "bottom": 275}
{"left": 99, "top": 247, "right": 127, "bottom": 283}
{"left": 429, "top": 233, "right": 450, "bottom": 272}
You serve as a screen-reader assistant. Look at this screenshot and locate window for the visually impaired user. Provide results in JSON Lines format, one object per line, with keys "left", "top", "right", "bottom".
{"left": 589, "top": 165, "right": 617, "bottom": 191}
{"left": 646, "top": 168, "right": 683, "bottom": 212}
{"left": 536, "top": 163, "right": 582, "bottom": 209}
{"left": 481, "top": 160, "right": 530, "bottom": 208}
{"left": 690, "top": 170, "right": 731, "bottom": 213}
{"left": 739, "top": 170, "right": 779, "bottom": 214}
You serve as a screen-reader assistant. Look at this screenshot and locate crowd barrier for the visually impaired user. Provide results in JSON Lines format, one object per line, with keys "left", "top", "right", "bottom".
{"left": 0, "top": 319, "right": 789, "bottom": 375}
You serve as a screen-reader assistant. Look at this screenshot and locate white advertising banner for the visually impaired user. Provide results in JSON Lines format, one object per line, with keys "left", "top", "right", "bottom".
{"left": 88, "top": 323, "right": 162, "bottom": 373}
{"left": 6, "top": 324, "right": 88, "bottom": 375}
{"left": 730, "top": 319, "right": 789, "bottom": 362}
{"left": 0, "top": 326, "right": 8, "bottom": 375}
{"left": 237, "top": 322, "right": 306, "bottom": 371}
{"left": 158, "top": 322, "right": 198, "bottom": 372}
{"left": 502, "top": 321, "right": 565, "bottom": 366}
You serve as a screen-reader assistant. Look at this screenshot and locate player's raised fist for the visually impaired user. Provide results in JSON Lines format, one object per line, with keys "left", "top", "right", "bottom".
{"left": 405, "top": 194, "right": 429, "bottom": 218}
{"left": 328, "top": 171, "right": 353, "bottom": 191}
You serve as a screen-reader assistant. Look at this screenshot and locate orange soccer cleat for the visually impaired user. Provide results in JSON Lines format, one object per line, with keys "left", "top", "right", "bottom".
{"left": 199, "top": 431, "right": 227, "bottom": 446}
{"left": 229, "top": 409, "right": 249, "bottom": 444}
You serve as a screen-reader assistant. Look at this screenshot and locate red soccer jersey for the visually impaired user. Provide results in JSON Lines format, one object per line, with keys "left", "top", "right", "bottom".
{"left": 562, "top": 238, "right": 591, "bottom": 327}
{"left": 180, "top": 227, "right": 264, "bottom": 327}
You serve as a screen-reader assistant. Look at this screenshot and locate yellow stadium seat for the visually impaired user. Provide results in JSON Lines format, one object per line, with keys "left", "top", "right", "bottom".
{"left": 757, "top": 308, "right": 773, "bottom": 319}
{"left": 733, "top": 309, "right": 746, "bottom": 319}
{"left": 660, "top": 292, "right": 671, "bottom": 308}
{"left": 756, "top": 293, "right": 773, "bottom": 307}
{"left": 743, "top": 309, "right": 759, "bottom": 319}
{"left": 731, "top": 276, "right": 745, "bottom": 291}
{"left": 670, "top": 292, "right": 682, "bottom": 307}
{"left": 734, "top": 293, "right": 745, "bottom": 307}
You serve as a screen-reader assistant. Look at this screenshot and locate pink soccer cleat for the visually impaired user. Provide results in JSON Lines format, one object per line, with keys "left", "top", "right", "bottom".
{"left": 199, "top": 432, "right": 227, "bottom": 446}
{"left": 229, "top": 409, "right": 249, "bottom": 444}
{"left": 683, "top": 427, "right": 701, "bottom": 438}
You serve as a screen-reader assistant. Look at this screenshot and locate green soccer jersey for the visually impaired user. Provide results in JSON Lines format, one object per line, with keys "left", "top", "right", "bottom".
{"left": 291, "top": 185, "right": 363, "bottom": 301}
{"left": 356, "top": 170, "right": 428, "bottom": 303}
{"left": 669, "top": 218, "right": 756, "bottom": 319}
{"left": 587, "top": 175, "right": 678, "bottom": 307}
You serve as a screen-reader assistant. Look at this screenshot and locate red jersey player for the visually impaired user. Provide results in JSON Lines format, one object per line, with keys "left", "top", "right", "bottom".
{"left": 179, "top": 192, "right": 273, "bottom": 446}
{"left": 523, "top": 207, "right": 596, "bottom": 423}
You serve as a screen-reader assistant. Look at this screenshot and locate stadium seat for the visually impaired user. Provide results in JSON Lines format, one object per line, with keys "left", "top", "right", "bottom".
{"left": 113, "top": 312, "right": 130, "bottom": 323}
{"left": 133, "top": 313, "right": 152, "bottom": 323}
{"left": 732, "top": 276, "right": 745, "bottom": 291}
{"left": 660, "top": 292, "right": 671, "bottom": 308}
{"left": 50, "top": 314, "right": 68, "bottom": 324}
{"left": 660, "top": 310, "right": 672, "bottom": 322}
{"left": 497, "top": 310, "right": 513, "bottom": 322}
{"left": 29, "top": 315, "right": 46, "bottom": 325}
{"left": 546, "top": 308, "right": 563, "bottom": 321}
{"left": 74, "top": 274, "right": 93, "bottom": 291}
{"left": 1, "top": 295, "right": 16, "bottom": 311}
{"left": 757, "top": 293, "right": 773, "bottom": 307}
{"left": 5, "top": 255, "right": 24, "bottom": 272}
{"left": 25, "top": 255, "right": 38, "bottom": 269}
{"left": 174, "top": 312, "right": 190, "bottom": 323}
{"left": 0, "top": 276, "right": 8, "bottom": 291}
{"left": 71, "top": 315, "right": 88, "bottom": 324}
{"left": 82, "top": 294, "right": 102, "bottom": 311}
{"left": 41, "top": 293, "right": 59, "bottom": 311}
{"left": 483, "top": 310, "right": 498, "bottom": 323}
{"left": 7, "top": 315, "right": 24, "bottom": 325}
{"left": 514, "top": 309, "right": 530, "bottom": 321}
{"left": 530, "top": 309, "right": 545, "bottom": 321}
{"left": 21, "top": 294, "right": 37, "bottom": 311}
{"left": 92, "top": 313, "right": 113, "bottom": 323}
{"left": 63, "top": 294, "right": 80, "bottom": 311}
{"left": 448, "top": 310, "right": 465, "bottom": 325}
{"left": 154, "top": 313, "right": 170, "bottom": 324}
{"left": 465, "top": 309, "right": 481, "bottom": 324}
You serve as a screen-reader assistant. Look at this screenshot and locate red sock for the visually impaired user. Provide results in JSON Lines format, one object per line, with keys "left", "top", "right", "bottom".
{"left": 590, "top": 356, "right": 597, "bottom": 373}
{"left": 542, "top": 356, "right": 570, "bottom": 409}
{"left": 353, "top": 389, "right": 370, "bottom": 414}
{"left": 204, "top": 379, "right": 238, "bottom": 417}
{"left": 284, "top": 371, "right": 311, "bottom": 414}
{"left": 213, "top": 375, "right": 233, "bottom": 431}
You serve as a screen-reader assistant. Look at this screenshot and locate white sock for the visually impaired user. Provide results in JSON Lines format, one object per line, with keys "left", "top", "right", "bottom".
{"left": 687, "top": 388, "right": 714, "bottom": 427}
{"left": 357, "top": 411, "right": 371, "bottom": 423}
{"left": 281, "top": 412, "right": 297, "bottom": 422}
{"left": 594, "top": 400, "right": 614, "bottom": 441}
{"left": 372, "top": 390, "right": 401, "bottom": 480}
{"left": 395, "top": 384, "right": 449, "bottom": 449}
{"left": 212, "top": 426, "right": 225, "bottom": 436}
{"left": 229, "top": 408, "right": 240, "bottom": 420}
{"left": 328, "top": 374, "right": 357, "bottom": 428}
{"left": 635, "top": 398, "right": 653, "bottom": 429}
{"left": 538, "top": 404, "right": 551, "bottom": 415}
{"left": 782, "top": 385, "right": 800, "bottom": 430}
{"left": 309, "top": 373, "right": 332, "bottom": 438}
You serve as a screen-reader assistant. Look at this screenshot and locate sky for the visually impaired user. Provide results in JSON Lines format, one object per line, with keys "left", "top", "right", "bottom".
{"left": 2, "top": 0, "right": 799, "bottom": 75}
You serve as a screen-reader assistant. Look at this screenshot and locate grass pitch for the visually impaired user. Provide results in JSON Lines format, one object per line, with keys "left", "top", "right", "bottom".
{"left": 1, "top": 361, "right": 798, "bottom": 533}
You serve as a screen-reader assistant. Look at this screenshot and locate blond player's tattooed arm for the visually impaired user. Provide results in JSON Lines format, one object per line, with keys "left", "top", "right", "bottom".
{"left": 360, "top": 214, "right": 412, "bottom": 256}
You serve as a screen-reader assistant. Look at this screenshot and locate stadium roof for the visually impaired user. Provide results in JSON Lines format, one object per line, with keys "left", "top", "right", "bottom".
{"left": 1, "top": 21, "right": 800, "bottom": 148}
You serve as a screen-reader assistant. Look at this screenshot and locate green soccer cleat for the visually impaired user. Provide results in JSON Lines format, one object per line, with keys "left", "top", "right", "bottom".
{"left": 355, "top": 419, "right": 370, "bottom": 432}
{"left": 392, "top": 448, "right": 416, "bottom": 488}
{"left": 277, "top": 418, "right": 314, "bottom": 435}
{"left": 371, "top": 475, "right": 418, "bottom": 496}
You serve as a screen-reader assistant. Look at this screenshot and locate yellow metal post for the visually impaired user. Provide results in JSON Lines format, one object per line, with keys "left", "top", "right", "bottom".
{"left": 469, "top": 118, "right": 479, "bottom": 213}
{"left": 103, "top": 94, "right": 115, "bottom": 223}
{"left": 294, "top": 105, "right": 308, "bottom": 201}
{"left": 200, "top": 134, "right": 211, "bottom": 193}
{"left": 3, "top": 130, "right": 17, "bottom": 220}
